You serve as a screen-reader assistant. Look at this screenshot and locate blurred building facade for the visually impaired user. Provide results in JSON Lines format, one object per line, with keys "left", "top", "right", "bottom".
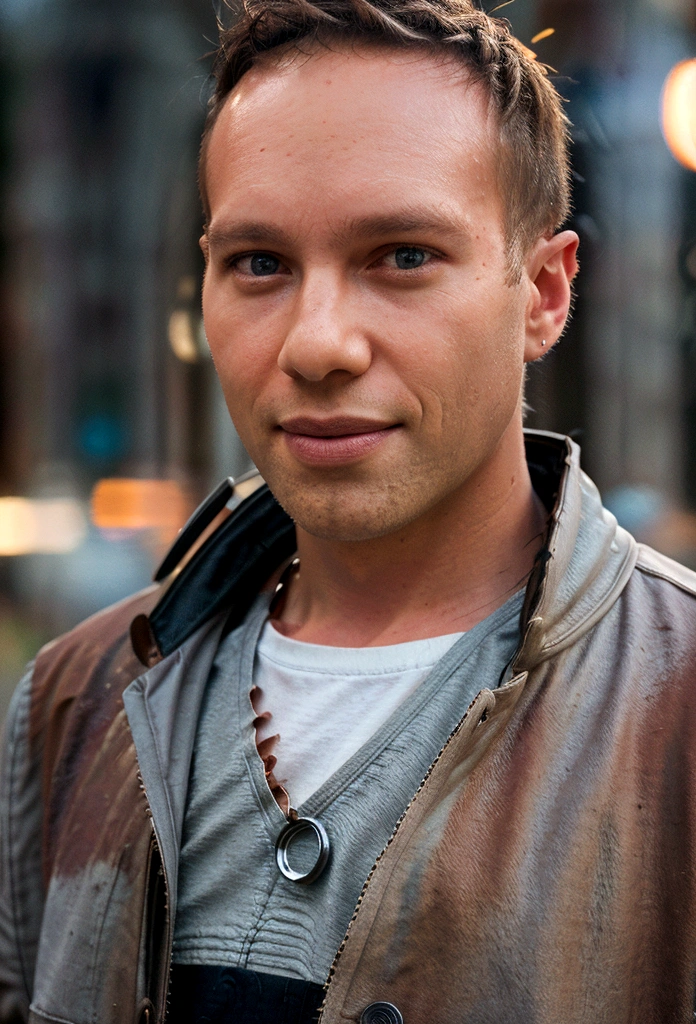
{"left": 0, "top": 0, "right": 252, "bottom": 714}
{"left": 523, "top": 0, "right": 696, "bottom": 564}
{"left": 0, "top": 0, "right": 694, "bottom": 716}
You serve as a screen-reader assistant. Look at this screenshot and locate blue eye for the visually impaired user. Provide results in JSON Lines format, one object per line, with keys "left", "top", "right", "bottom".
{"left": 394, "top": 247, "right": 427, "bottom": 270}
{"left": 249, "top": 254, "right": 281, "bottom": 276}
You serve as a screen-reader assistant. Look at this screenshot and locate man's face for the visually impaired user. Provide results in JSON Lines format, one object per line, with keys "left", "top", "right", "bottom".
{"left": 202, "top": 45, "right": 533, "bottom": 542}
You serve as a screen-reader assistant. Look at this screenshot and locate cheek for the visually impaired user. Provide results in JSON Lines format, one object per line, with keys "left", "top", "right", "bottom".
{"left": 202, "top": 285, "right": 280, "bottom": 408}
{"left": 460, "top": 317, "right": 525, "bottom": 417}
{"left": 404, "top": 285, "right": 522, "bottom": 400}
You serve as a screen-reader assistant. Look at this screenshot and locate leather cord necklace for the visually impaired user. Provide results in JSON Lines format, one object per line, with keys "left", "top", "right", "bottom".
{"left": 266, "top": 556, "right": 331, "bottom": 884}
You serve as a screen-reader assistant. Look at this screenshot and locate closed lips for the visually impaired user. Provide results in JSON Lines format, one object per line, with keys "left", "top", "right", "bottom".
{"left": 278, "top": 418, "right": 401, "bottom": 465}
{"left": 279, "top": 417, "right": 399, "bottom": 437}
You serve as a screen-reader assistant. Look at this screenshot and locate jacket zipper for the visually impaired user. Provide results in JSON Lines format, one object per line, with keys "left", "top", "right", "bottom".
{"left": 136, "top": 765, "right": 174, "bottom": 1024}
{"left": 318, "top": 688, "right": 493, "bottom": 1020}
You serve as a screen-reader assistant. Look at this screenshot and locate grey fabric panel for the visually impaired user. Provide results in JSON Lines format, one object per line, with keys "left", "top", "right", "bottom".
{"left": 0, "top": 667, "right": 44, "bottom": 1024}
{"left": 122, "top": 613, "right": 228, "bottom": 925}
{"left": 173, "top": 591, "right": 524, "bottom": 985}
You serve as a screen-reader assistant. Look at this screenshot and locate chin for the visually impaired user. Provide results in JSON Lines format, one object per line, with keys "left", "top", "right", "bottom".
{"left": 271, "top": 477, "right": 425, "bottom": 543}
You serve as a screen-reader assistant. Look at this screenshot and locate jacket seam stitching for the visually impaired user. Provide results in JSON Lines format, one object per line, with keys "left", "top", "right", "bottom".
{"left": 635, "top": 561, "right": 696, "bottom": 598}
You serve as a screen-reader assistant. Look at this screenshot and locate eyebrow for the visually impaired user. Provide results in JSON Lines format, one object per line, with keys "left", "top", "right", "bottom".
{"left": 341, "top": 211, "right": 467, "bottom": 242}
{"left": 206, "top": 209, "right": 467, "bottom": 251}
{"left": 206, "top": 222, "right": 295, "bottom": 250}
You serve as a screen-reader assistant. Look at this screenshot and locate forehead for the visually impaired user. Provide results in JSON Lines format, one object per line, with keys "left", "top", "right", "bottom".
{"left": 204, "top": 43, "right": 504, "bottom": 238}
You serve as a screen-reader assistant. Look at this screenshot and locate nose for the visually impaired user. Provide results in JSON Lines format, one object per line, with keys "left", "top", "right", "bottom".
{"left": 277, "top": 271, "right": 372, "bottom": 382}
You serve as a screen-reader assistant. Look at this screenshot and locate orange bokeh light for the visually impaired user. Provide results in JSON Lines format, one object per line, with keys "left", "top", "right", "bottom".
{"left": 91, "top": 479, "right": 192, "bottom": 535}
{"left": 662, "top": 59, "right": 696, "bottom": 173}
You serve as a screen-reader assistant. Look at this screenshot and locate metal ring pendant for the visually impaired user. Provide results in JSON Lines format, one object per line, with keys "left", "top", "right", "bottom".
{"left": 275, "top": 817, "right": 330, "bottom": 884}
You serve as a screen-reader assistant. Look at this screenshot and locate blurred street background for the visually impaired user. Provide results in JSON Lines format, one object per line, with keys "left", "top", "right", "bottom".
{"left": 0, "top": 0, "right": 695, "bottom": 722}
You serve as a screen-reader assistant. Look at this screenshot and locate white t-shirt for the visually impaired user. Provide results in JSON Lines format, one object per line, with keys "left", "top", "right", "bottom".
{"left": 253, "top": 621, "right": 465, "bottom": 808}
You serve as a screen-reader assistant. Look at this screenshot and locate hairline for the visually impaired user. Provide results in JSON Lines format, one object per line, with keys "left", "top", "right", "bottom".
{"left": 199, "top": 34, "right": 548, "bottom": 281}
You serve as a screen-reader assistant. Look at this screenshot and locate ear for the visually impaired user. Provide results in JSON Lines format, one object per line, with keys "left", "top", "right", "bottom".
{"left": 523, "top": 231, "right": 580, "bottom": 364}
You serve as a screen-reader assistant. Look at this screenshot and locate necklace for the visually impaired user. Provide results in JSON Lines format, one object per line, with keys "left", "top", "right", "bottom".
{"left": 266, "top": 555, "right": 332, "bottom": 883}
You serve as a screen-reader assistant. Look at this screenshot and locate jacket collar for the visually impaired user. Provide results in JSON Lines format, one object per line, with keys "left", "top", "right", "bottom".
{"left": 137, "top": 430, "right": 637, "bottom": 668}
{"left": 517, "top": 431, "right": 637, "bottom": 670}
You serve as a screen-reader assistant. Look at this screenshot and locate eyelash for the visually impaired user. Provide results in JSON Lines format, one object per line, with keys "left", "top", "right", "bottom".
{"left": 227, "top": 253, "right": 286, "bottom": 276}
{"left": 380, "top": 248, "right": 435, "bottom": 270}
{"left": 226, "top": 245, "right": 439, "bottom": 277}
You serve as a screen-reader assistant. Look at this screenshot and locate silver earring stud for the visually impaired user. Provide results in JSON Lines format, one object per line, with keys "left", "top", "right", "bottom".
{"left": 542, "top": 339, "right": 547, "bottom": 347}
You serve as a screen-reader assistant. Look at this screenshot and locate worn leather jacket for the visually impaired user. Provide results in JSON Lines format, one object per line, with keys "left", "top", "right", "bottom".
{"left": 2, "top": 431, "right": 696, "bottom": 1024}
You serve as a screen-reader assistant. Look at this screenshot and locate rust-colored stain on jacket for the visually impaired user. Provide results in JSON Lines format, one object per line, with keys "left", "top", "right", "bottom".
{"left": 31, "top": 589, "right": 158, "bottom": 884}
{"left": 27, "top": 590, "right": 163, "bottom": 1021}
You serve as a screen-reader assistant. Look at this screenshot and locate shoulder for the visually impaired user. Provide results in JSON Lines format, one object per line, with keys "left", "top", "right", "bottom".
{"left": 634, "top": 544, "right": 696, "bottom": 599}
{"left": 589, "top": 545, "right": 696, "bottom": 676}
{"left": 616, "top": 547, "right": 696, "bottom": 663}
{"left": 553, "top": 544, "right": 696, "bottom": 677}
{"left": 36, "top": 584, "right": 160, "bottom": 664}
{"left": 29, "top": 585, "right": 160, "bottom": 757}
{"left": 33, "top": 585, "right": 159, "bottom": 687}
{"left": 618, "top": 544, "right": 696, "bottom": 642}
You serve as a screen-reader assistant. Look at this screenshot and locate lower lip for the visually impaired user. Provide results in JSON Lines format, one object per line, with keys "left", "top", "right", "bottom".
{"left": 281, "top": 428, "right": 398, "bottom": 466}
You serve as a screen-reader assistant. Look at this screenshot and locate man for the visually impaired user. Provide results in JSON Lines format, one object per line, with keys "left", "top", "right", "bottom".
{"left": 2, "top": 0, "right": 696, "bottom": 1022}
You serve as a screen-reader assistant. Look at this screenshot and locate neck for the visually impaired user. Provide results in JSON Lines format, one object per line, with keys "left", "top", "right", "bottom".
{"left": 275, "top": 422, "right": 546, "bottom": 646}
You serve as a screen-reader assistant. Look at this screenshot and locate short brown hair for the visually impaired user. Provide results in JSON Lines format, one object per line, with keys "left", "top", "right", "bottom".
{"left": 200, "top": 0, "right": 572, "bottom": 280}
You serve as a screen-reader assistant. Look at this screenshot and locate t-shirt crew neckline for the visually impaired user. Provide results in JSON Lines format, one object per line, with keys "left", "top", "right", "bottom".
{"left": 260, "top": 620, "right": 467, "bottom": 673}
{"left": 254, "top": 622, "right": 468, "bottom": 808}
{"left": 236, "top": 587, "right": 526, "bottom": 827}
